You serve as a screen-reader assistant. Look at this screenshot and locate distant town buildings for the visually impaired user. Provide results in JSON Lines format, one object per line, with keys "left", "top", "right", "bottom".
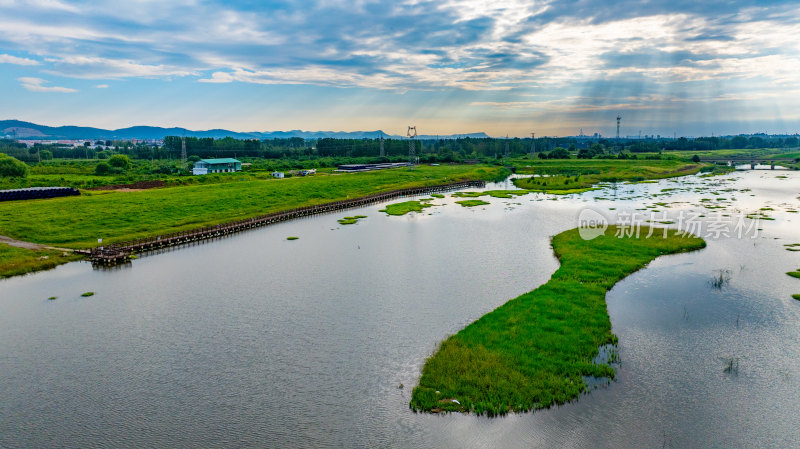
{"left": 11, "top": 139, "right": 163, "bottom": 149}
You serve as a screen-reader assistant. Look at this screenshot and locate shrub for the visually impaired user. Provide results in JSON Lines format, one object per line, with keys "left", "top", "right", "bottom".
{"left": 108, "top": 154, "right": 132, "bottom": 170}
{"left": 95, "top": 162, "right": 111, "bottom": 175}
{"left": 0, "top": 153, "right": 29, "bottom": 178}
{"left": 549, "top": 147, "right": 571, "bottom": 159}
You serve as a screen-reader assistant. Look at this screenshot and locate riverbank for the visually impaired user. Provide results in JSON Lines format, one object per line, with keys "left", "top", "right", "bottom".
{"left": 0, "top": 243, "right": 81, "bottom": 279}
{"left": 0, "top": 165, "right": 505, "bottom": 249}
{"left": 0, "top": 166, "right": 505, "bottom": 278}
{"left": 410, "top": 226, "right": 706, "bottom": 415}
{"left": 0, "top": 160, "right": 711, "bottom": 279}
{"left": 510, "top": 159, "right": 703, "bottom": 191}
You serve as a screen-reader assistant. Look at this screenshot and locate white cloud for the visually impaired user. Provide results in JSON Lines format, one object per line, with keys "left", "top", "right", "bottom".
{"left": 18, "top": 77, "right": 76, "bottom": 93}
{"left": 95, "top": 84, "right": 109, "bottom": 88}
{"left": 24, "top": 0, "right": 79, "bottom": 13}
{"left": 0, "top": 0, "right": 798, "bottom": 99}
{"left": 46, "top": 56, "right": 195, "bottom": 79}
{"left": 0, "top": 54, "right": 39, "bottom": 65}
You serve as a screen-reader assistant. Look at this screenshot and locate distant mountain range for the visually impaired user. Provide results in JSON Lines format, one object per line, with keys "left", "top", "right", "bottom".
{"left": 0, "top": 120, "right": 490, "bottom": 141}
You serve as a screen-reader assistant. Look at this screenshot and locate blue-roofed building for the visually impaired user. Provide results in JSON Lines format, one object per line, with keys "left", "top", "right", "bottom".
{"left": 192, "top": 158, "right": 242, "bottom": 175}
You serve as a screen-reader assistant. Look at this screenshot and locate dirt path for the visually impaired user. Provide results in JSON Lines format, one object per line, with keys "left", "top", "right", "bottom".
{"left": 0, "top": 235, "right": 75, "bottom": 252}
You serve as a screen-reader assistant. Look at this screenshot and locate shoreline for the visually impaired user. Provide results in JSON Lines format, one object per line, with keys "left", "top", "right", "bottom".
{"left": 0, "top": 161, "right": 709, "bottom": 279}
{"left": 410, "top": 226, "right": 706, "bottom": 416}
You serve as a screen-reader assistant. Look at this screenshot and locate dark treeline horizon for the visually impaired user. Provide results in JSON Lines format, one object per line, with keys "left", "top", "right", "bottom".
{"left": 1, "top": 134, "right": 798, "bottom": 163}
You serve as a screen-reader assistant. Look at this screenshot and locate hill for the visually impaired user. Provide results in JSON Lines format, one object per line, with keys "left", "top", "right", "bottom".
{"left": 0, "top": 120, "right": 490, "bottom": 141}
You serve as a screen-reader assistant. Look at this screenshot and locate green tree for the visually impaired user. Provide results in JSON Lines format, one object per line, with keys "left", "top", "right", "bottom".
{"left": 548, "top": 147, "right": 571, "bottom": 159}
{"left": 0, "top": 153, "right": 29, "bottom": 178}
{"left": 108, "top": 154, "right": 132, "bottom": 170}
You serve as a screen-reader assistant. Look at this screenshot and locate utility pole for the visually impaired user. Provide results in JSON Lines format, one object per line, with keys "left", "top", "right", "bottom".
{"left": 407, "top": 126, "right": 417, "bottom": 166}
{"left": 505, "top": 134, "right": 510, "bottom": 158}
{"left": 181, "top": 134, "right": 187, "bottom": 169}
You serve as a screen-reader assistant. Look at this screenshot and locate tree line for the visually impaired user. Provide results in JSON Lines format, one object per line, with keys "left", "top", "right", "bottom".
{"left": 2, "top": 133, "right": 798, "bottom": 165}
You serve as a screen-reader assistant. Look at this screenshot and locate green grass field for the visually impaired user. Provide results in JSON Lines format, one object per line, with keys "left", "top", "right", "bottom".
{"left": 0, "top": 244, "right": 82, "bottom": 279}
{"left": 0, "top": 165, "right": 505, "bottom": 248}
{"left": 657, "top": 148, "right": 795, "bottom": 159}
{"left": 410, "top": 226, "right": 706, "bottom": 415}
{"left": 513, "top": 159, "right": 701, "bottom": 180}
{"left": 510, "top": 159, "right": 703, "bottom": 191}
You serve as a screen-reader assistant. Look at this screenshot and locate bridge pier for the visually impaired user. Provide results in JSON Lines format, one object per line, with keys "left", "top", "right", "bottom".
{"left": 751, "top": 161, "right": 756, "bottom": 170}
{"left": 771, "top": 161, "right": 775, "bottom": 170}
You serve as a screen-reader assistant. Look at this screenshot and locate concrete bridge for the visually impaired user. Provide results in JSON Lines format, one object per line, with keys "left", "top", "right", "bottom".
{"left": 699, "top": 157, "right": 797, "bottom": 170}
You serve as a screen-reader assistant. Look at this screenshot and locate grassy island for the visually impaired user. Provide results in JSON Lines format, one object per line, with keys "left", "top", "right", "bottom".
{"left": 379, "top": 200, "right": 435, "bottom": 216}
{"left": 455, "top": 199, "right": 490, "bottom": 207}
{"left": 410, "top": 226, "right": 705, "bottom": 415}
{"left": 338, "top": 215, "right": 367, "bottom": 225}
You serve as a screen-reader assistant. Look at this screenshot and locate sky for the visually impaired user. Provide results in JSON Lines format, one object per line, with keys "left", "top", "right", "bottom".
{"left": 1, "top": 0, "right": 799, "bottom": 137}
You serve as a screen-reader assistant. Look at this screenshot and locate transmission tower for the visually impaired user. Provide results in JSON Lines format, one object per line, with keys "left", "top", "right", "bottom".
{"left": 379, "top": 133, "right": 385, "bottom": 157}
{"left": 181, "top": 134, "right": 187, "bottom": 169}
{"left": 616, "top": 115, "right": 621, "bottom": 141}
{"left": 505, "top": 134, "right": 510, "bottom": 158}
{"left": 530, "top": 132, "right": 535, "bottom": 157}
{"left": 407, "top": 126, "right": 417, "bottom": 166}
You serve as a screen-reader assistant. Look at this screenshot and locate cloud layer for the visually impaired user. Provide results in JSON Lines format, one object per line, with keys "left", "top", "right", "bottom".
{"left": 1, "top": 0, "right": 798, "bottom": 134}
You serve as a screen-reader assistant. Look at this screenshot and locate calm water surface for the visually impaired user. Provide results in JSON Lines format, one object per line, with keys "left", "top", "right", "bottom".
{"left": 1, "top": 169, "right": 799, "bottom": 448}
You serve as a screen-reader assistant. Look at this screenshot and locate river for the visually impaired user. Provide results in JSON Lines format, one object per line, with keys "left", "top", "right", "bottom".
{"left": 1, "top": 169, "right": 799, "bottom": 448}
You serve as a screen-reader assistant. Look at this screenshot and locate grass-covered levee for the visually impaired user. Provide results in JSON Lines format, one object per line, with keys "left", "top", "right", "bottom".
{"left": 410, "top": 226, "right": 705, "bottom": 415}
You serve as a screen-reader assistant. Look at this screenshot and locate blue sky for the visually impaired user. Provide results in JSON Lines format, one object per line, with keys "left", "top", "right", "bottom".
{"left": 1, "top": 0, "right": 799, "bottom": 137}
